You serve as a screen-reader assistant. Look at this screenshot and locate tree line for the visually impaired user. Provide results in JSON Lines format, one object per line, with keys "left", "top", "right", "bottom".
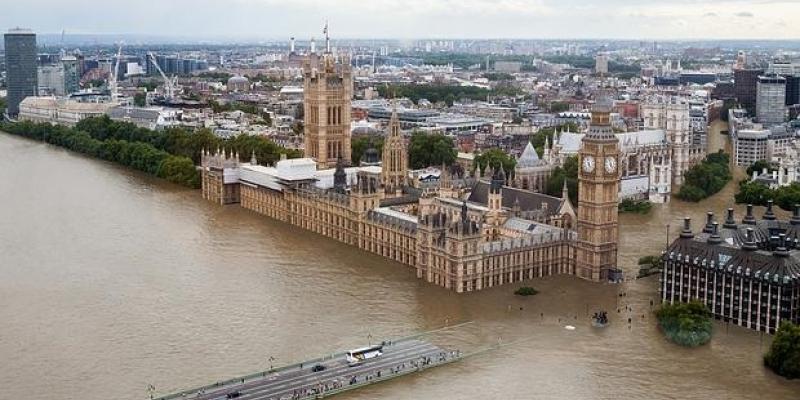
{"left": 734, "top": 160, "right": 800, "bottom": 211}
{"left": 1, "top": 116, "right": 298, "bottom": 189}
{"left": 735, "top": 181, "right": 800, "bottom": 211}
{"left": 675, "top": 151, "right": 732, "bottom": 202}
{"left": 378, "top": 84, "right": 491, "bottom": 106}
{"left": 1, "top": 120, "right": 200, "bottom": 188}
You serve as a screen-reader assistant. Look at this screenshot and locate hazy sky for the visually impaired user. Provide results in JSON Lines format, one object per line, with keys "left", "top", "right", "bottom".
{"left": 3, "top": 0, "right": 799, "bottom": 40}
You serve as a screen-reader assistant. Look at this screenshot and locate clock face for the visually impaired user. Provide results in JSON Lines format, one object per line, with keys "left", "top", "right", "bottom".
{"left": 604, "top": 156, "right": 617, "bottom": 173}
{"left": 582, "top": 156, "right": 595, "bottom": 173}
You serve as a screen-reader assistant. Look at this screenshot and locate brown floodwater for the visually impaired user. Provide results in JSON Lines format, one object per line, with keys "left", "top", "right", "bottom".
{"left": 1, "top": 130, "right": 798, "bottom": 400}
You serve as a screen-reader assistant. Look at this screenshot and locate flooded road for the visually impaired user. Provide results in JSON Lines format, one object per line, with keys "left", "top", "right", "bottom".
{"left": 0, "top": 131, "right": 797, "bottom": 400}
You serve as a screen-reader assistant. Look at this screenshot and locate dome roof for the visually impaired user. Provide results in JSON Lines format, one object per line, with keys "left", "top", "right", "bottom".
{"left": 227, "top": 75, "right": 249, "bottom": 84}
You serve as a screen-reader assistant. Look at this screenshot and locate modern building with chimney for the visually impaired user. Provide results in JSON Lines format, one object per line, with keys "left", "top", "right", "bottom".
{"left": 662, "top": 203, "right": 800, "bottom": 333}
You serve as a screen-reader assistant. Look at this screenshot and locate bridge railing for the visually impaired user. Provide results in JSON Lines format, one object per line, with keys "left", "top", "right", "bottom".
{"left": 152, "top": 321, "right": 474, "bottom": 400}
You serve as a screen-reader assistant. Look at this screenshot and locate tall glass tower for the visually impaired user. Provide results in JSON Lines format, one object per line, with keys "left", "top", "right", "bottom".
{"left": 4, "top": 28, "right": 38, "bottom": 118}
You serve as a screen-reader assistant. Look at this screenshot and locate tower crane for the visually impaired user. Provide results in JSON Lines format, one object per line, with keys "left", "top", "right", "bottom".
{"left": 147, "top": 52, "right": 178, "bottom": 101}
{"left": 110, "top": 42, "right": 123, "bottom": 103}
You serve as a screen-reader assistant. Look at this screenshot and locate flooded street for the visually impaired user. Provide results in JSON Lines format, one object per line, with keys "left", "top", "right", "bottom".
{"left": 1, "top": 131, "right": 798, "bottom": 400}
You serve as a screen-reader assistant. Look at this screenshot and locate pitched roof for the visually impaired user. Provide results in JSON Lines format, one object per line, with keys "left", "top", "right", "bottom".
{"left": 517, "top": 142, "right": 543, "bottom": 168}
{"left": 467, "top": 181, "right": 562, "bottom": 215}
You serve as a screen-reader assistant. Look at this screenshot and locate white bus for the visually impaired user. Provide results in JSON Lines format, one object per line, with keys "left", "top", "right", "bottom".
{"left": 346, "top": 345, "right": 383, "bottom": 365}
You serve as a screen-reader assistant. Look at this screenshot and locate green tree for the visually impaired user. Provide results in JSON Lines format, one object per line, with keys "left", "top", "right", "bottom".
{"left": 377, "top": 84, "right": 490, "bottom": 105}
{"left": 530, "top": 123, "right": 577, "bottom": 156}
{"left": 474, "top": 148, "right": 516, "bottom": 174}
{"left": 0, "top": 97, "right": 6, "bottom": 116}
{"left": 1, "top": 116, "right": 295, "bottom": 189}
{"left": 351, "top": 136, "right": 384, "bottom": 165}
{"left": 656, "top": 301, "right": 713, "bottom": 347}
{"left": 775, "top": 183, "right": 800, "bottom": 211}
{"left": 545, "top": 155, "right": 578, "bottom": 204}
{"left": 549, "top": 101, "right": 570, "bottom": 113}
{"left": 483, "top": 72, "right": 513, "bottom": 81}
{"left": 408, "top": 131, "right": 456, "bottom": 169}
{"left": 746, "top": 160, "right": 775, "bottom": 177}
{"left": 676, "top": 151, "right": 731, "bottom": 202}
{"left": 764, "top": 321, "right": 800, "bottom": 379}
{"left": 735, "top": 180, "right": 774, "bottom": 206}
{"left": 133, "top": 92, "right": 146, "bottom": 107}
{"left": 158, "top": 156, "right": 201, "bottom": 188}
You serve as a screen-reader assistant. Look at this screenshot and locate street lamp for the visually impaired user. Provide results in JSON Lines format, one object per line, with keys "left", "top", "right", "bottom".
{"left": 367, "top": 333, "right": 372, "bottom": 346}
{"left": 269, "top": 356, "right": 276, "bottom": 372}
{"left": 665, "top": 223, "right": 670, "bottom": 250}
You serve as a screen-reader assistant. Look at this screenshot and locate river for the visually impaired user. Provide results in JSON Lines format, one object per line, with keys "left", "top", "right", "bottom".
{"left": 0, "top": 129, "right": 798, "bottom": 400}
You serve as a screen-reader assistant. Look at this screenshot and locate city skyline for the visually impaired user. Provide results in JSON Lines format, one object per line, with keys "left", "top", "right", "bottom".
{"left": 3, "top": 0, "right": 800, "bottom": 41}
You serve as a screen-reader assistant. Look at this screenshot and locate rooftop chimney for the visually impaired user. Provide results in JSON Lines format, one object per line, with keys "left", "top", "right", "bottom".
{"left": 723, "top": 208, "right": 737, "bottom": 229}
{"left": 743, "top": 204, "right": 756, "bottom": 225}
{"left": 742, "top": 228, "right": 758, "bottom": 251}
{"left": 680, "top": 217, "right": 694, "bottom": 239}
{"left": 792, "top": 204, "right": 800, "bottom": 225}
{"left": 703, "top": 212, "right": 715, "bottom": 233}
{"left": 707, "top": 222, "right": 723, "bottom": 245}
{"left": 764, "top": 200, "right": 776, "bottom": 220}
{"left": 774, "top": 233, "right": 790, "bottom": 257}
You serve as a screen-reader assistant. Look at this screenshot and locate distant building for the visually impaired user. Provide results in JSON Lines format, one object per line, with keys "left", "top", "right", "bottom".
{"left": 680, "top": 72, "right": 717, "bottom": 85}
{"left": 106, "top": 106, "right": 181, "bottom": 130}
{"left": 18, "top": 96, "right": 112, "bottom": 126}
{"left": 731, "top": 124, "right": 794, "bottom": 167}
{"left": 734, "top": 68, "right": 763, "bottom": 110}
{"left": 757, "top": 75, "right": 787, "bottom": 125}
{"left": 594, "top": 53, "right": 609, "bottom": 75}
{"left": 641, "top": 97, "right": 706, "bottom": 185}
{"left": 37, "top": 64, "right": 65, "bottom": 96}
{"left": 227, "top": 75, "right": 250, "bottom": 92}
{"left": 786, "top": 76, "right": 800, "bottom": 106}
{"left": 4, "top": 28, "right": 38, "bottom": 117}
{"left": 494, "top": 61, "right": 522, "bottom": 73}
{"left": 61, "top": 56, "right": 79, "bottom": 94}
{"left": 712, "top": 81, "right": 736, "bottom": 101}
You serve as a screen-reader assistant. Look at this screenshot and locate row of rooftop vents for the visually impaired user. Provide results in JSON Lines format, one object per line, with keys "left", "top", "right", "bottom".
{"left": 679, "top": 200, "right": 800, "bottom": 258}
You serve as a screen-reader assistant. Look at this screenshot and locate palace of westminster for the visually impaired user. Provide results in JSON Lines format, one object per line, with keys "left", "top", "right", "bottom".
{"left": 201, "top": 47, "right": 623, "bottom": 292}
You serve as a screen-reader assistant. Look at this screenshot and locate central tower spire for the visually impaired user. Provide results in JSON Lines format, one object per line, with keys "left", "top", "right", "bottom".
{"left": 575, "top": 98, "right": 620, "bottom": 282}
{"left": 302, "top": 22, "right": 352, "bottom": 169}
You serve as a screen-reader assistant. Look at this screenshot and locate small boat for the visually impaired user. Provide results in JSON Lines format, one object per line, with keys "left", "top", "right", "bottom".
{"left": 564, "top": 325, "right": 576, "bottom": 331}
{"left": 591, "top": 311, "right": 609, "bottom": 328}
{"left": 591, "top": 319, "right": 609, "bottom": 328}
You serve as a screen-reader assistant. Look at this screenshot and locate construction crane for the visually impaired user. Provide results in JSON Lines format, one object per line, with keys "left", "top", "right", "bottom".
{"left": 147, "top": 52, "right": 178, "bottom": 101}
{"left": 110, "top": 42, "right": 123, "bottom": 103}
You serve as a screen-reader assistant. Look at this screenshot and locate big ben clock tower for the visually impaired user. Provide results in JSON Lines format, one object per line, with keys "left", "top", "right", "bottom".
{"left": 576, "top": 99, "right": 620, "bottom": 282}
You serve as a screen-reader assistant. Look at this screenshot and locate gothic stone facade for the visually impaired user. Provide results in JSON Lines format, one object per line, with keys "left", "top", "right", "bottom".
{"left": 200, "top": 151, "right": 583, "bottom": 293}
{"left": 302, "top": 52, "right": 352, "bottom": 169}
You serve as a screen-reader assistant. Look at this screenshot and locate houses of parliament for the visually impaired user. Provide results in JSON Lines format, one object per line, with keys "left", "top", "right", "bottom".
{"left": 200, "top": 47, "right": 623, "bottom": 292}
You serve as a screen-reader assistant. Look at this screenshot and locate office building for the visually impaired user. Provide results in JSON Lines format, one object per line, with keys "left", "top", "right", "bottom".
{"left": 735, "top": 68, "right": 763, "bottom": 110}
{"left": 4, "top": 28, "right": 38, "bottom": 117}
{"left": 61, "top": 56, "right": 79, "bottom": 94}
{"left": 757, "top": 75, "right": 787, "bottom": 125}
{"left": 662, "top": 207, "right": 800, "bottom": 334}
{"left": 595, "top": 53, "right": 609, "bottom": 75}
